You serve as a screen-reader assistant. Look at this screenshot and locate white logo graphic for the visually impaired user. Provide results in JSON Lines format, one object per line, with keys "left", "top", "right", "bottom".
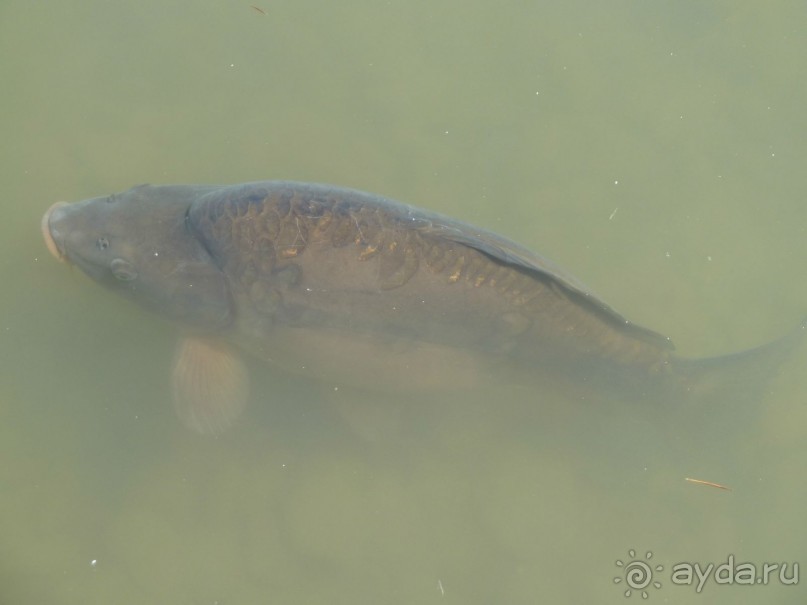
{"left": 614, "top": 549, "right": 664, "bottom": 599}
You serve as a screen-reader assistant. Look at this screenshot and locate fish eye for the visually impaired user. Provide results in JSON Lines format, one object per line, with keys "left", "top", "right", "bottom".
{"left": 110, "top": 258, "right": 137, "bottom": 281}
{"left": 96, "top": 237, "right": 110, "bottom": 251}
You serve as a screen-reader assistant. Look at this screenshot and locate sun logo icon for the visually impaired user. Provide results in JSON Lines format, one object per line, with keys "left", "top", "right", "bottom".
{"left": 613, "top": 549, "right": 663, "bottom": 598}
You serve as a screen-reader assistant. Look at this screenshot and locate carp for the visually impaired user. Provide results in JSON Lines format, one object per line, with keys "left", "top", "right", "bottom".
{"left": 41, "top": 181, "right": 803, "bottom": 434}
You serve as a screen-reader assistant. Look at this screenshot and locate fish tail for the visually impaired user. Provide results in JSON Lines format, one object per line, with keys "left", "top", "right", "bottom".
{"left": 668, "top": 317, "right": 806, "bottom": 408}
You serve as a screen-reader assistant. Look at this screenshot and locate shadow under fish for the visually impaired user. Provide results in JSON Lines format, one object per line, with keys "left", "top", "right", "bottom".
{"left": 41, "top": 181, "right": 805, "bottom": 435}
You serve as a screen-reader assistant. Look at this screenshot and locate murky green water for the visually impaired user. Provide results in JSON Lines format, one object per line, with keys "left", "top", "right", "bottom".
{"left": 2, "top": 1, "right": 806, "bottom": 603}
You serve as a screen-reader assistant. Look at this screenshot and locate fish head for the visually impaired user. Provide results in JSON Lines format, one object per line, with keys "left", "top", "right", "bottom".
{"left": 42, "top": 184, "right": 233, "bottom": 330}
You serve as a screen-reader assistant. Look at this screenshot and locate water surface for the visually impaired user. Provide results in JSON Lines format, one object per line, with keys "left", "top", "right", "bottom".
{"left": 2, "top": 2, "right": 806, "bottom": 603}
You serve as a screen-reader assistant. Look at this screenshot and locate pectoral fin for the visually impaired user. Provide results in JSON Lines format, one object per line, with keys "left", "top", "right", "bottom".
{"left": 171, "top": 338, "right": 249, "bottom": 435}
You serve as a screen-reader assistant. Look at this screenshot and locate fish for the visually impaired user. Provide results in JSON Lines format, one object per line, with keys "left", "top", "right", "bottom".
{"left": 41, "top": 181, "right": 804, "bottom": 434}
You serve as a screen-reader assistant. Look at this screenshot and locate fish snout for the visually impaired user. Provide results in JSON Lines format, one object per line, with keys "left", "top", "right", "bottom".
{"left": 41, "top": 201, "right": 69, "bottom": 262}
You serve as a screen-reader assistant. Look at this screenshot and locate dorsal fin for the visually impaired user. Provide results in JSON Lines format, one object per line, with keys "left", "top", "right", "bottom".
{"left": 409, "top": 210, "right": 674, "bottom": 351}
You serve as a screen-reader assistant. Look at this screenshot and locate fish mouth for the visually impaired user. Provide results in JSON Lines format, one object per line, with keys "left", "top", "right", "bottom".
{"left": 41, "top": 201, "right": 69, "bottom": 262}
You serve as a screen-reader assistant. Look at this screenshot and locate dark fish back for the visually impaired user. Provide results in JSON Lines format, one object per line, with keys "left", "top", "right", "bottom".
{"left": 187, "top": 181, "right": 675, "bottom": 377}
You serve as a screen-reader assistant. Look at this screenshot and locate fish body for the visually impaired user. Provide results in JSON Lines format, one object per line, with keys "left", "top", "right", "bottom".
{"left": 42, "top": 181, "right": 801, "bottom": 433}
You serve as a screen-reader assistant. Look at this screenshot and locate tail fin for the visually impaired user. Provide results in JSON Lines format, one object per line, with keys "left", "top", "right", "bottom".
{"left": 669, "top": 318, "right": 806, "bottom": 408}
